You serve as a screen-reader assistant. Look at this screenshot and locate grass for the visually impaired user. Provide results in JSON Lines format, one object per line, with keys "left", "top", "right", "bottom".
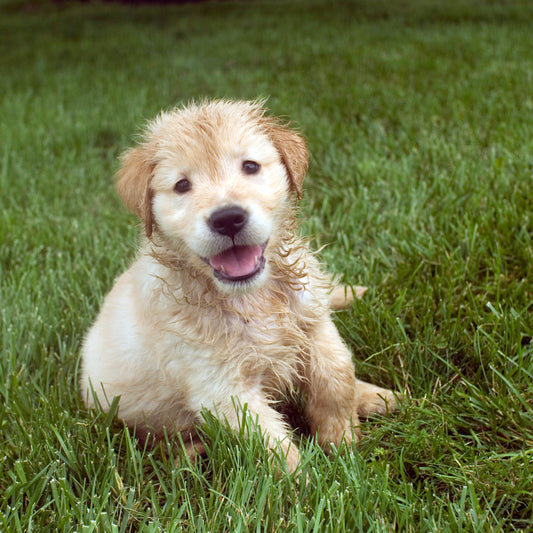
{"left": 1, "top": 0, "right": 532, "bottom": 530}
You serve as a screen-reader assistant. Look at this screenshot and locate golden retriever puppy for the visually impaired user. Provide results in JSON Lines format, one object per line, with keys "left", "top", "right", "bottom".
{"left": 80, "top": 100, "right": 396, "bottom": 472}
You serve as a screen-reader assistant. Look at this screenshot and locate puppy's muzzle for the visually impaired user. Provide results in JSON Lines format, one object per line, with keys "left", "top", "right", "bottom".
{"left": 208, "top": 205, "right": 249, "bottom": 238}
{"left": 204, "top": 205, "right": 267, "bottom": 285}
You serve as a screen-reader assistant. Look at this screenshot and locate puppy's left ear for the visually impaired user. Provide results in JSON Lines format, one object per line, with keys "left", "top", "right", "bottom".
{"left": 116, "top": 146, "right": 156, "bottom": 237}
{"left": 268, "top": 123, "right": 309, "bottom": 199}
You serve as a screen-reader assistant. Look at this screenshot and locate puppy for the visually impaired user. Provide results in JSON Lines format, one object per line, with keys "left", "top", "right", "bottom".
{"left": 80, "top": 100, "right": 396, "bottom": 472}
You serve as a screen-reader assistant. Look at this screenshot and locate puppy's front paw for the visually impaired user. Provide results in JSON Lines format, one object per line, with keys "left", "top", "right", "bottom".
{"left": 355, "top": 380, "right": 398, "bottom": 418}
{"left": 284, "top": 442, "right": 301, "bottom": 473}
{"left": 271, "top": 439, "right": 301, "bottom": 474}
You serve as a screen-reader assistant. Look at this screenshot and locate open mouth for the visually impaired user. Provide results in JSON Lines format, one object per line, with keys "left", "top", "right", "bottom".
{"left": 204, "top": 242, "right": 267, "bottom": 283}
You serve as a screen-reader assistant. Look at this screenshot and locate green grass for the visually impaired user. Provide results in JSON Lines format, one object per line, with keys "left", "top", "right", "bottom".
{"left": 1, "top": 0, "right": 532, "bottom": 530}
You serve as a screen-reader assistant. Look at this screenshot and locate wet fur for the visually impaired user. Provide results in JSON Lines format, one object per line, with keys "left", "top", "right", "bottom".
{"left": 80, "top": 100, "right": 396, "bottom": 471}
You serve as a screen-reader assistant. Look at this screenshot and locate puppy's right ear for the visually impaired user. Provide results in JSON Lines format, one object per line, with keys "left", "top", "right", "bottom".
{"left": 115, "top": 146, "right": 156, "bottom": 237}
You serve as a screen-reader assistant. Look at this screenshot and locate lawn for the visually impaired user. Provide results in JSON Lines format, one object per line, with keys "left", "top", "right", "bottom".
{"left": 1, "top": 0, "right": 532, "bottom": 530}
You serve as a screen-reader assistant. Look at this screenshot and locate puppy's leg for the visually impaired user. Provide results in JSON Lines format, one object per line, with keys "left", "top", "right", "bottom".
{"left": 302, "top": 318, "right": 396, "bottom": 450}
{"left": 329, "top": 285, "right": 367, "bottom": 310}
{"left": 216, "top": 393, "right": 300, "bottom": 473}
{"left": 302, "top": 318, "right": 361, "bottom": 450}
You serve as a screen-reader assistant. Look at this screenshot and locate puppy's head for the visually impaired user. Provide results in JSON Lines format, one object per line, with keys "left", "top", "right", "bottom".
{"left": 116, "top": 100, "right": 308, "bottom": 293}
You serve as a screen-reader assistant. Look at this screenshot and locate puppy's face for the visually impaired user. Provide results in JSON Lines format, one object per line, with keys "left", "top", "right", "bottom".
{"left": 116, "top": 101, "right": 308, "bottom": 293}
{"left": 152, "top": 119, "right": 290, "bottom": 290}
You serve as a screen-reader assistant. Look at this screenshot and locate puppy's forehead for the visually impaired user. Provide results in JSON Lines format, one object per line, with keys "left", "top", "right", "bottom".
{"left": 148, "top": 103, "right": 275, "bottom": 166}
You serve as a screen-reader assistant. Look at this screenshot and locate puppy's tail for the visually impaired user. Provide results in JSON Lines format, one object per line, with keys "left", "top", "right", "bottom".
{"left": 329, "top": 285, "right": 367, "bottom": 310}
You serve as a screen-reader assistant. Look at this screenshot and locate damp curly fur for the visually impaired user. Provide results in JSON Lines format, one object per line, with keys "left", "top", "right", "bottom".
{"left": 80, "top": 99, "right": 397, "bottom": 472}
{"left": 147, "top": 222, "right": 326, "bottom": 397}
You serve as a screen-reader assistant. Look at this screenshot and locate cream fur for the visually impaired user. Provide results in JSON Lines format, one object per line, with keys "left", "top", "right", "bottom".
{"left": 80, "top": 100, "right": 396, "bottom": 472}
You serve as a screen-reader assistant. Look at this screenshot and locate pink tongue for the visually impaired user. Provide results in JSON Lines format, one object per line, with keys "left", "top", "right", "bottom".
{"left": 209, "top": 245, "right": 262, "bottom": 277}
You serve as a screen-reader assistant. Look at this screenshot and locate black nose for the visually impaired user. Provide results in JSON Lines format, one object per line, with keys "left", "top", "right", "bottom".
{"left": 208, "top": 205, "right": 249, "bottom": 238}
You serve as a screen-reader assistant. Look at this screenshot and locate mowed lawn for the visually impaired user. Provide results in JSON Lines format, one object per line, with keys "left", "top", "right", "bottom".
{"left": 1, "top": 0, "right": 532, "bottom": 530}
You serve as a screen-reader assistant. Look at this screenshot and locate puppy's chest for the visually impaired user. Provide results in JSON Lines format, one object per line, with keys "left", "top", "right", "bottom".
{"left": 225, "top": 301, "right": 311, "bottom": 391}
{"left": 237, "top": 306, "right": 306, "bottom": 351}
{"left": 235, "top": 289, "right": 317, "bottom": 352}
{"left": 157, "top": 278, "right": 319, "bottom": 384}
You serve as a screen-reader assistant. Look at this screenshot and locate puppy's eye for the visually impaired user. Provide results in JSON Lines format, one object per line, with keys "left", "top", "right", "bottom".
{"left": 242, "top": 160, "right": 261, "bottom": 175}
{"left": 174, "top": 178, "right": 192, "bottom": 194}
